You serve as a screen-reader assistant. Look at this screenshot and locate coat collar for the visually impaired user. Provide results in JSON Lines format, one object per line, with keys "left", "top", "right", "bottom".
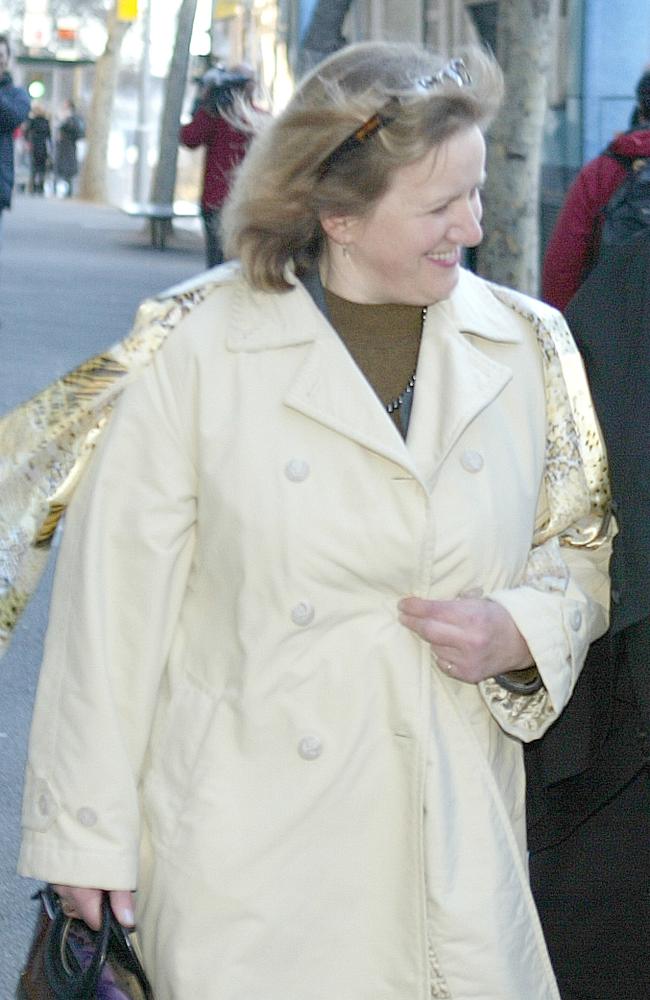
{"left": 226, "top": 268, "right": 324, "bottom": 352}
{"left": 225, "top": 266, "right": 517, "bottom": 491}
{"left": 435, "top": 268, "right": 524, "bottom": 345}
{"left": 225, "top": 265, "right": 524, "bottom": 353}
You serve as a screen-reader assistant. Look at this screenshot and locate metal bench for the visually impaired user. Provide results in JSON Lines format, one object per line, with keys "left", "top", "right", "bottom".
{"left": 121, "top": 200, "right": 201, "bottom": 250}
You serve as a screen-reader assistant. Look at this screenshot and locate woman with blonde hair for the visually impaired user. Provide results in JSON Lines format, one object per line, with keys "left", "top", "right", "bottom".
{"left": 18, "top": 40, "right": 611, "bottom": 999}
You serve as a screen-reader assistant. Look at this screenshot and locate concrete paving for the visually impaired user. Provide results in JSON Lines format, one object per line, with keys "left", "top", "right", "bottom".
{"left": 0, "top": 190, "right": 205, "bottom": 995}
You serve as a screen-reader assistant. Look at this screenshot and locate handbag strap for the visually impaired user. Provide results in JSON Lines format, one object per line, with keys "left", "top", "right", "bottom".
{"left": 41, "top": 886, "right": 111, "bottom": 999}
{"left": 108, "top": 912, "right": 156, "bottom": 999}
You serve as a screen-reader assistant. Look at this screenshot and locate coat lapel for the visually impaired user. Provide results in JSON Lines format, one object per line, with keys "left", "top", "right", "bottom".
{"left": 284, "top": 336, "right": 418, "bottom": 474}
{"left": 228, "top": 275, "right": 421, "bottom": 478}
{"left": 226, "top": 269, "right": 520, "bottom": 493}
{"left": 406, "top": 302, "right": 514, "bottom": 491}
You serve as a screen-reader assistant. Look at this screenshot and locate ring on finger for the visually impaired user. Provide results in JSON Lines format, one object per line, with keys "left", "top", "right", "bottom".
{"left": 443, "top": 661, "right": 454, "bottom": 674}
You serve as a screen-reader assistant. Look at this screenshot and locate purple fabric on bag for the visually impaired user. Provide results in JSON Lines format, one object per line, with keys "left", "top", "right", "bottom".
{"left": 67, "top": 927, "right": 133, "bottom": 1000}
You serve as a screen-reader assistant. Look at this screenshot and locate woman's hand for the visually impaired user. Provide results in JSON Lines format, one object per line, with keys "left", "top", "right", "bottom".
{"left": 398, "top": 596, "right": 534, "bottom": 684}
{"left": 52, "top": 884, "right": 136, "bottom": 930}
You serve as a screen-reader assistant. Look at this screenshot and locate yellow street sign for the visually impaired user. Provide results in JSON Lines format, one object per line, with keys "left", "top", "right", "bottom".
{"left": 117, "top": 0, "right": 138, "bottom": 21}
{"left": 214, "top": 0, "right": 239, "bottom": 18}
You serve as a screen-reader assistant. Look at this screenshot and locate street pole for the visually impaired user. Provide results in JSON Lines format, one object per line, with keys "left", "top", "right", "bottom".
{"left": 134, "top": 0, "right": 152, "bottom": 203}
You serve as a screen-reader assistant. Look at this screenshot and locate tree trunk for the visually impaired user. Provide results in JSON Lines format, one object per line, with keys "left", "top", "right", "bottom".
{"left": 475, "top": 0, "right": 557, "bottom": 295}
{"left": 298, "top": 0, "right": 355, "bottom": 76}
{"left": 78, "top": 3, "right": 129, "bottom": 203}
{"left": 150, "top": 0, "right": 198, "bottom": 205}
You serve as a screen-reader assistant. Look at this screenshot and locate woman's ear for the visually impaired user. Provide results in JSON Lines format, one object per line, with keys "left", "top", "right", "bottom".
{"left": 319, "top": 211, "right": 357, "bottom": 247}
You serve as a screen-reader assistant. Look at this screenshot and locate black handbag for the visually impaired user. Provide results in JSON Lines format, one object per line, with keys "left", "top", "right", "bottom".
{"left": 17, "top": 885, "right": 154, "bottom": 999}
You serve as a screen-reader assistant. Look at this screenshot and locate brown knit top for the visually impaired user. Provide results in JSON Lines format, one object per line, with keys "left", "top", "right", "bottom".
{"left": 324, "top": 288, "right": 424, "bottom": 435}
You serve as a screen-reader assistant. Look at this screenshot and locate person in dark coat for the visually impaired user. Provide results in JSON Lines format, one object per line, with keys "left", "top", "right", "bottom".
{"left": 542, "top": 69, "right": 650, "bottom": 310}
{"left": 526, "top": 228, "right": 650, "bottom": 1000}
{"left": 25, "top": 103, "right": 51, "bottom": 194}
{"left": 54, "top": 100, "right": 84, "bottom": 197}
{"left": 0, "top": 33, "right": 30, "bottom": 233}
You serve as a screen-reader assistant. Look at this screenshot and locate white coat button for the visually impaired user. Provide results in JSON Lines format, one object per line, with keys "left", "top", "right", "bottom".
{"left": 570, "top": 609, "right": 582, "bottom": 631}
{"left": 76, "top": 807, "right": 98, "bottom": 828}
{"left": 285, "top": 458, "right": 310, "bottom": 483}
{"left": 37, "top": 793, "right": 50, "bottom": 817}
{"left": 460, "top": 450, "right": 484, "bottom": 473}
{"left": 297, "top": 735, "right": 323, "bottom": 760}
{"left": 291, "top": 601, "right": 315, "bottom": 626}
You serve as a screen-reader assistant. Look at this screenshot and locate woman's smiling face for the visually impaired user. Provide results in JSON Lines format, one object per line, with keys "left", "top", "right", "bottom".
{"left": 323, "top": 125, "right": 487, "bottom": 306}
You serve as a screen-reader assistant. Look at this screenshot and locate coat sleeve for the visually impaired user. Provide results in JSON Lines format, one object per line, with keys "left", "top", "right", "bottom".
{"left": 478, "top": 284, "right": 614, "bottom": 740}
{"left": 0, "top": 83, "right": 30, "bottom": 132}
{"left": 18, "top": 329, "right": 198, "bottom": 890}
{"left": 179, "top": 105, "right": 216, "bottom": 148}
{"left": 482, "top": 531, "right": 612, "bottom": 740}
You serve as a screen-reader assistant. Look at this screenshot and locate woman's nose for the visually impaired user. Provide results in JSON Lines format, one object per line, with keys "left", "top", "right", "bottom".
{"left": 449, "top": 201, "right": 483, "bottom": 248}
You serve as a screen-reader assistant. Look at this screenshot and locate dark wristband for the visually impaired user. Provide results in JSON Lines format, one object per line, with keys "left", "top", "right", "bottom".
{"left": 493, "top": 666, "right": 544, "bottom": 695}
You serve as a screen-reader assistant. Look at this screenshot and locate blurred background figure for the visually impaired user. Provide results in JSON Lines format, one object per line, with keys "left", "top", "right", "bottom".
{"left": 24, "top": 104, "right": 51, "bottom": 195}
{"left": 542, "top": 67, "right": 650, "bottom": 310}
{"left": 179, "top": 63, "right": 256, "bottom": 269}
{"left": 0, "top": 33, "right": 30, "bottom": 238}
{"left": 54, "top": 99, "right": 85, "bottom": 198}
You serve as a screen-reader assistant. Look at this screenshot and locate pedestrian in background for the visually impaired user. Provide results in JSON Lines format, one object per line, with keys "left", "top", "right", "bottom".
{"left": 24, "top": 103, "right": 51, "bottom": 195}
{"left": 54, "top": 99, "right": 84, "bottom": 198}
{"left": 19, "top": 42, "right": 611, "bottom": 1000}
{"left": 542, "top": 68, "right": 650, "bottom": 310}
{"left": 526, "top": 227, "right": 650, "bottom": 1000}
{"left": 179, "top": 63, "right": 256, "bottom": 268}
{"left": 0, "top": 33, "right": 30, "bottom": 238}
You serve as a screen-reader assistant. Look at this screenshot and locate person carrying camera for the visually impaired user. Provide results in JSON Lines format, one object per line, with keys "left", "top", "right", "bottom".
{"left": 180, "top": 64, "right": 256, "bottom": 269}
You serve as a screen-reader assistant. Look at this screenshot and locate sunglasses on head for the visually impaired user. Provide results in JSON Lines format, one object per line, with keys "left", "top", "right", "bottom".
{"left": 317, "top": 58, "right": 472, "bottom": 178}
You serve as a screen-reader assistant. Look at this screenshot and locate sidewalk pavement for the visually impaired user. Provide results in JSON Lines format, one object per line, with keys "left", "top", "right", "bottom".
{"left": 1, "top": 191, "right": 206, "bottom": 413}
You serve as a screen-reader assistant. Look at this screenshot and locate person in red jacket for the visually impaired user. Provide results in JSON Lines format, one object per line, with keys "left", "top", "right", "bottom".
{"left": 542, "top": 70, "right": 650, "bottom": 311}
{"left": 180, "top": 65, "right": 255, "bottom": 269}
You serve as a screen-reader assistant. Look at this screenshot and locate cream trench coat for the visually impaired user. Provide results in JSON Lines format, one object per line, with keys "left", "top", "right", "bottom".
{"left": 19, "top": 266, "right": 611, "bottom": 1000}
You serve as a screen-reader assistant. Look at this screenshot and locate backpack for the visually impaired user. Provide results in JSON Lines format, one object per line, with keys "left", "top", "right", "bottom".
{"left": 73, "top": 115, "right": 85, "bottom": 140}
{"left": 600, "top": 150, "right": 650, "bottom": 253}
{"left": 62, "top": 114, "right": 85, "bottom": 142}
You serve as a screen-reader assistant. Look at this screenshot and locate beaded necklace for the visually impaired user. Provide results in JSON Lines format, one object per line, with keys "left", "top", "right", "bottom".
{"left": 383, "top": 306, "right": 426, "bottom": 414}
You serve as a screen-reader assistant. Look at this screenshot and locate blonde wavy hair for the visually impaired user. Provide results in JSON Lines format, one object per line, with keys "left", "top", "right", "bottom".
{"left": 222, "top": 41, "right": 503, "bottom": 292}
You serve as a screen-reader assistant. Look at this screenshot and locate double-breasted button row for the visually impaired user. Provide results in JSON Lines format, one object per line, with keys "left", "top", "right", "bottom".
{"left": 286, "top": 455, "right": 315, "bottom": 627}
{"left": 37, "top": 791, "right": 54, "bottom": 818}
{"left": 297, "top": 735, "right": 323, "bottom": 760}
{"left": 285, "top": 447, "right": 321, "bottom": 760}
{"left": 291, "top": 601, "right": 315, "bottom": 626}
{"left": 76, "top": 807, "right": 98, "bottom": 827}
{"left": 288, "top": 450, "right": 485, "bottom": 478}
{"left": 460, "top": 450, "right": 484, "bottom": 473}
{"left": 569, "top": 609, "right": 582, "bottom": 631}
{"left": 285, "top": 458, "right": 310, "bottom": 483}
